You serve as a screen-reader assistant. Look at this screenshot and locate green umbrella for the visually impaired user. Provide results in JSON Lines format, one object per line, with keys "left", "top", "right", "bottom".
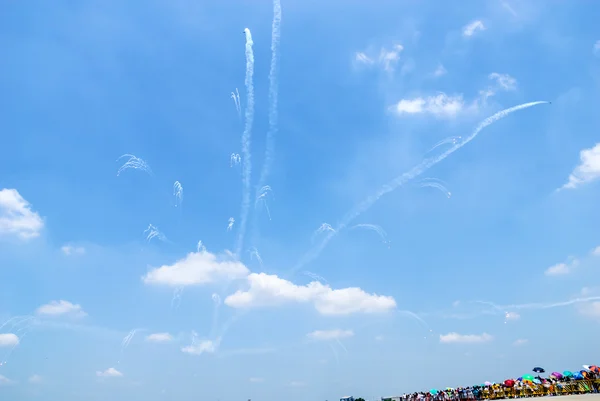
{"left": 563, "top": 371, "right": 573, "bottom": 377}
{"left": 523, "top": 374, "right": 534, "bottom": 381}
{"left": 430, "top": 389, "right": 438, "bottom": 395}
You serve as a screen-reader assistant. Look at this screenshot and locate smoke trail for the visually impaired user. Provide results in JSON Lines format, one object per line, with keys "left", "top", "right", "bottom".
{"left": 255, "top": 185, "right": 273, "bottom": 221}
{"left": 196, "top": 240, "right": 206, "bottom": 253}
{"left": 230, "top": 89, "right": 241, "bottom": 118}
{"left": 117, "top": 328, "right": 140, "bottom": 364}
{"left": 173, "top": 181, "right": 183, "bottom": 207}
{"left": 144, "top": 224, "right": 167, "bottom": 242}
{"left": 171, "top": 287, "right": 184, "bottom": 310}
{"left": 248, "top": 247, "right": 263, "bottom": 266}
{"left": 350, "top": 223, "right": 389, "bottom": 245}
{"left": 418, "top": 178, "right": 452, "bottom": 198}
{"left": 256, "top": 0, "right": 282, "bottom": 201}
{"left": 116, "top": 154, "right": 152, "bottom": 176}
{"left": 291, "top": 101, "right": 549, "bottom": 273}
{"left": 234, "top": 28, "right": 255, "bottom": 258}
{"left": 303, "top": 271, "right": 328, "bottom": 283}
{"left": 427, "top": 136, "right": 462, "bottom": 153}
{"left": 230, "top": 153, "right": 241, "bottom": 167}
{"left": 227, "top": 217, "right": 235, "bottom": 232}
{"left": 311, "top": 223, "right": 335, "bottom": 242}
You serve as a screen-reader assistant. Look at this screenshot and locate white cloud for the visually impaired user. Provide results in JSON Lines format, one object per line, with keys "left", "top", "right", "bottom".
{"left": 146, "top": 333, "right": 173, "bottom": 343}
{"left": 0, "top": 188, "right": 44, "bottom": 240}
{"left": 142, "top": 251, "right": 249, "bottom": 287}
{"left": 289, "top": 381, "right": 306, "bottom": 387}
{"left": 36, "top": 300, "right": 87, "bottom": 318}
{"left": 0, "top": 374, "right": 13, "bottom": 385}
{"left": 28, "top": 375, "right": 42, "bottom": 384}
{"left": 61, "top": 245, "right": 85, "bottom": 256}
{"left": 544, "top": 262, "right": 574, "bottom": 276}
{"left": 577, "top": 289, "right": 600, "bottom": 320}
{"left": 355, "top": 44, "right": 404, "bottom": 72}
{"left": 306, "top": 329, "right": 354, "bottom": 341}
{"left": 249, "top": 377, "right": 264, "bottom": 383}
{"left": 181, "top": 339, "right": 218, "bottom": 355}
{"left": 594, "top": 40, "right": 600, "bottom": 56}
{"left": 96, "top": 368, "right": 122, "bottom": 378}
{"left": 504, "top": 311, "right": 520, "bottom": 321}
{"left": 439, "top": 332, "right": 493, "bottom": 344}
{"left": 462, "top": 20, "right": 486, "bottom": 37}
{"left": 433, "top": 64, "right": 447, "bottom": 77}
{"left": 560, "top": 143, "right": 600, "bottom": 190}
{"left": 224, "top": 273, "right": 396, "bottom": 315}
{"left": 394, "top": 93, "right": 465, "bottom": 118}
{"left": 488, "top": 73, "right": 517, "bottom": 91}
{"left": 592, "top": 246, "right": 600, "bottom": 256}
{"left": 0, "top": 333, "right": 19, "bottom": 347}
{"left": 513, "top": 338, "right": 528, "bottom": 346}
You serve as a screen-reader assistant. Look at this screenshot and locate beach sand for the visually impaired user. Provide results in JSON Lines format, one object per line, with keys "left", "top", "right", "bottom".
{"left": 529, "top": 396, "right": 600, "bottom": 401}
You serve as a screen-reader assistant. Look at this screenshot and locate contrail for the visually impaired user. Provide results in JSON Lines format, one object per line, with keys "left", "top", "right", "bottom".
{"left": 255, "top": 185, "right": 273, "bottom": 221}
{"left": 234, "top": 28, "right": 255, "bottom": 258}
{"left": 427, "top": 136, "right": 461, "bottom": 153}
{"left": 350, "top": 223, "right": 389, "bottom": 245}
{"left": 256, "top": 0, "right": 282, "bottom": 202}
{"left": 116, "top": 154, "right": 152, "bottom": 176}
{"left": 291, "top": 101, "right": 550, "bottom": 273}
{"left": 418, "top": 178, "right": 452, "bottom": 198}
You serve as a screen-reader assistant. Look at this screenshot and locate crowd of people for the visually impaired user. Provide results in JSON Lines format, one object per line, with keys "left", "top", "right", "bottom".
{"left": 381, "top": 365, "right": 600, "bottom": 401}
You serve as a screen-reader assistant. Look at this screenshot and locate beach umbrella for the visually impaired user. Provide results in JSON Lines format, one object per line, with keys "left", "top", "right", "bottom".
{"left": 522, "top": 374, "right": 534, "bottom": 381}
{"left": 430, "top": 389, "right": 438, "bottom": 395}
{"left": 484, "top": 381, "right": 492, "bottom": 386}
{"left": 563, "top": 371, "right": 573, "bottom": 377}
{"left": 589, "top": 365, "right": 600, "bottom": 373}
{"left": 533, "top": 367, "right": 545, "bottom": 373}
{"left": 504, "top": 380, "right": 515, "bottom": 387}
{"left": 551, "top": 372, "right": 563, "bottom": 379}
{"left": 574, "top": 372, "right": 583, "bottom": 379}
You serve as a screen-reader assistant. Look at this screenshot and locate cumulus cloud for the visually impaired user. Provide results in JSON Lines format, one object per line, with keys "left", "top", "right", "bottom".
{"left": 36, "top": 300, "right": 87, "bottom": 318}
{"left": 560, "top": 143, "right": 600, "bottom": 190}
{"left": 504, "top": 311, "right": 520, "bottom": 321}
{"left": 513, "top": 338, "right": 528, "bottom": 346}
{"left": 306, "top": 329, "right": 354, "bottom": 341}
{"left": 146, "top": 333, "right": 173, "bottom": 343}
{"left": 0, "top": 333, "right": 19, "bottom": 347}
{"left": 96, "top": 368, "right": 122, "bottom": 378}
{"left": 181, "top": 339, "right": 218, "bottom": 355}
{"left": 355, "top": 44, "right": 404, "bottom": 72}
{"left": 394, "top": 93, "right": 465, "bottom": 118}
{"left": 545, "top": 263, "right": 571, "bottom": 276}
{"left": 142, "top": 251, "right": 249, "bottom": 287}
{"left": 224, "top": 273, "right": 396, "bottom": 315}
{"left": 61, "top": 245, "right": 85, "bottom": 256}
{"left": 439, "top": 332, "right": 493, "bottom": 344}
{"left": 0, "top": 374, "right": 13, "bottom": 385}
{"left": 0, "top": 188, "right": 44, "bottom": 240}
{"left": 462, "top": 20, "right": 486, "bottom": 37}
{"left": 28, "top": 375, "right": 42, "bottom": 383}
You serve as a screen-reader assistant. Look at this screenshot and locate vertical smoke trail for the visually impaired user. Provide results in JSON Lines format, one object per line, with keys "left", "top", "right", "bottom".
{"left": 234, "top": 28, "right": 255, "bottom": 257}
{"left": 256, "top": 0, "right": 282, "bottom": 195}
{"left": 291, "top": 101, "right": 550, "bottom": 273}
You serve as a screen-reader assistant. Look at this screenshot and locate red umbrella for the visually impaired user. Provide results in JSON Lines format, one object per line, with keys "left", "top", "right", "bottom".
{"left": 589, "top": 365, "right": 600, "bottom": 373}
{"left": 504, "top": 380, "right": 515, "bottom": 387}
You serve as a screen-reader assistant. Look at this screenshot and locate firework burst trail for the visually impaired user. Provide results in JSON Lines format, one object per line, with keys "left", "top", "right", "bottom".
{"left": 230, "top": 89, "right": 241, "bottom": 117}
{"left": 173, "top": 181, "right": 183, "bottom": 207}
{"left": 427, "top": 136, "right": 462, "bottom": 153}
{"left": 234, "top": 28, "right": 255, "bottom": 258}
{"left": 290, "top": 101, "right": 549, "bottom": 274}
{"left": 116, "top": 154, "right": 152, "bottom": 176}
{"left": 418, "top": 178, "right": 452, "bottom": 198}
{"left": 350, "top": 223, "right": 389, "bottom": 245}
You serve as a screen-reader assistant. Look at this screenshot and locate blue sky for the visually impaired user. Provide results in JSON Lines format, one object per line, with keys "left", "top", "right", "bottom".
{"left": 1, "top": 0, "right": 600, "bottom": 400}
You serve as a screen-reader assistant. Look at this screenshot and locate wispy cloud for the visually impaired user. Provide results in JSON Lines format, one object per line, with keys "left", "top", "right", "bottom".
{"left": 594, "top": 40, "right": 600, "bottom": 56}
{"left": 146, "top": 333, "right": 173, "bottom": 343}
{"left": 61, "top": 245, "right": 85, "bottom": 256}
{"left": 288, "top": 381, "right": 306, "bottom": 387}
{"left": 513, "top": 338, "right": 528, "bottom": 346}
{"left": 355, "top": 44, "right": 404, "bottom": 72}
{"left": 36, "top": 300, "right": 87, "bottom": 318}
{"left": 439, "top": 332, "right": 493, "bottom": 343}
{"left": 432, "top": 64, "right": 447, "bottom": 77}
{"left": 393, "top": 93, "right": 466, "bottom": 118}
{"left": 559, "top": 143, "right": 600, "bottom": 190}
{"left": 504, "top": 311, "right": 520, "bottom": 321}
{"left": 0, "top": 188, "right": 44, "bottom": 240}
{"left": 181, "top": 338, "right": 219, "bottom": 356}
{"left": 0, "top": 374, "right": 14, "bottom": 386}
{"left": 249, "top": 377, "right": 264, "bottom": 383}
{"left": 462, "top": 20, "right": 486, "bottom": 37}
{"left": 488, "top": 72, "right": 517, "bottom": 91}
{"left": 28, "top": 375, "right": 43, "bottom": 384}
{"left": 545, "top": 261, "right": 576, "bottom": 276}
{"left": 306, "top": 329, "right": 354, "bottom": 341}
{"left": 224, "top": 273, "right": 396, "bottom": 315}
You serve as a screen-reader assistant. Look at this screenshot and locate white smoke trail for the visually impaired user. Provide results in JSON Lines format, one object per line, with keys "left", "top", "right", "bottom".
{"left": 418, "top": 178, "right": 452, "bottom": 198}
{"left": 311, "top": 223, "right": 335, "bottom": 242}
{"left": 230, "top": 153, "right": 241, "bottom": 167}
{"left": 255, "top": 185, "right": 273, "bottom": 221}
{"left": 197, "top": 240, "right": 206, "bottom": 253}
{"left": 116, "top": 154, "right": 152, "bottom": 176}
{"left": 427, "top": 136, "right": 462, "bottom": 153}
{"left": 235, "top": 28, "right": 255, "bottom": 258}
{"left": 350, "top": 223, "right": 389, "bottom": 245}
{"left": 117, "top": 328, "right": 139, "bottom": 364}
{"left": 248, "top": 247, "right": 263, "bottom": 266}
{"left": 173, "top": 181, "right": 183, "bottom": 207}
{"left": 303, "top": 271, "right": 328, "bottom": 283}
{"left": 171, "top": 287, "right": 184, "bottom": 310}
{"left": 230, "top": 89, "right": 241, "bottom": 117}
{"left": 144, "top": 224, "right": 167, "bottom": 242}
{"left": 291, "top": 101, "right": 549, "bottom": 273}
{"left": 256, "top": 0, "right": 282, "bottom": 200}
{"left": 227, "top": 217, "right": 235, "bottom": 232}
{"left": 334, "top": 338, "right": 349, "bottom": 355}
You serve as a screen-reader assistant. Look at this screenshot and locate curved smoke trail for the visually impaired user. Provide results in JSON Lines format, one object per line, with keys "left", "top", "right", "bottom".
{"left": 234, "top": 28, "right": 255, "bottom": 257}
{"left": 290, "top": 101, "right": 550, "bottom": 273}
